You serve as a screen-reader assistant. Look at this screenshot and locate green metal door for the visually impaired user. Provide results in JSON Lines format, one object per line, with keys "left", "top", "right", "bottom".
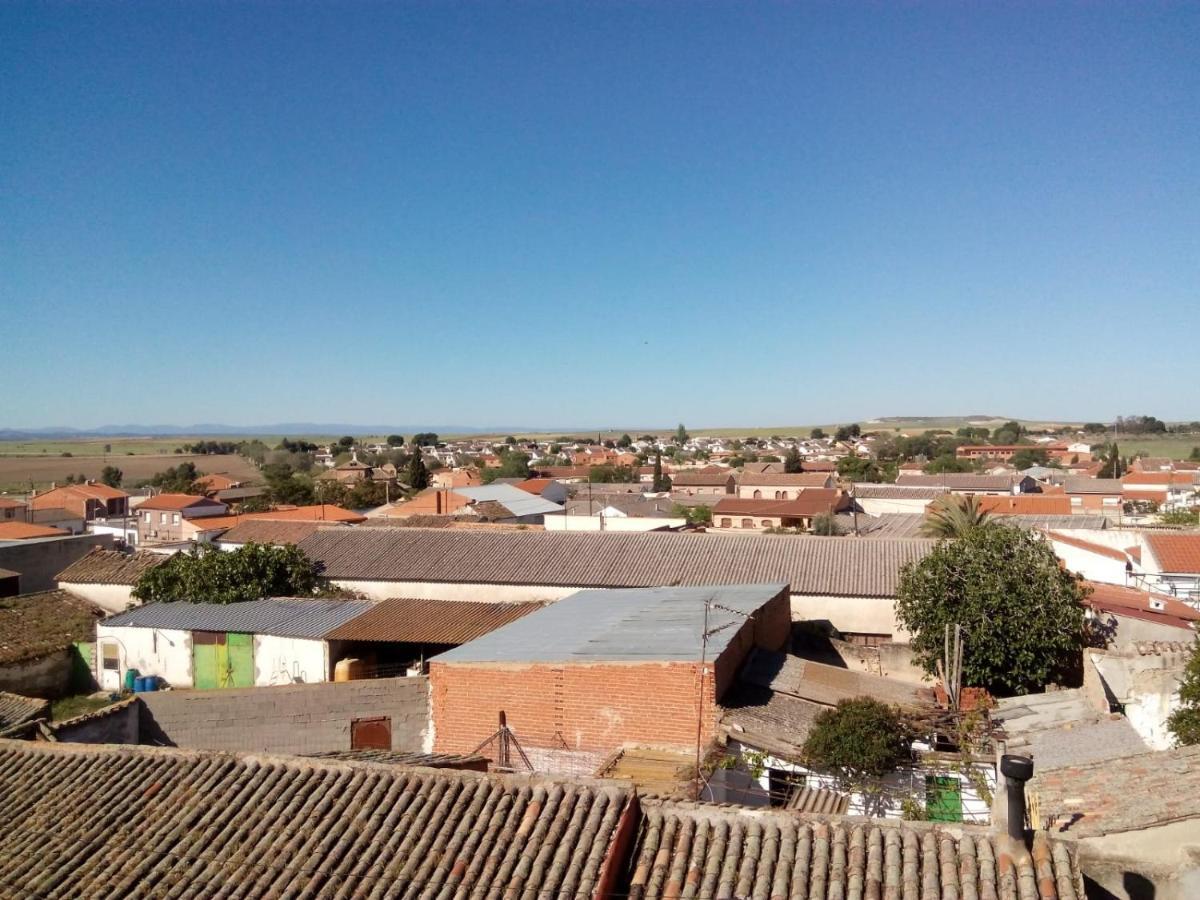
{"left": 925, "top": 775, "right": 963, "bottom": 822}
{"left": 225, "top": 633, "right": 254, "bottom": 688}
{"left": 193, "top": 632, "right": 220, "bottom": 689}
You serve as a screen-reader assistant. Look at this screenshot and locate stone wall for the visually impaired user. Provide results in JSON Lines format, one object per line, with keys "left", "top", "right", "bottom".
{"left": 139, "top": 676, "right": 429, "bottom": 754}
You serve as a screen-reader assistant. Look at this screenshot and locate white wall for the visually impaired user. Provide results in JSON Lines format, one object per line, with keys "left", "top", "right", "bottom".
{"left": 333, "top": 579, "right": 580, "bottom": 603}
{"left": 544, "top": 514, "right": 686, "bottom": 532}
{"left": 95, "top": 625, "right": 193, "bottom": 691}
{"left": 791, "top": 593, "right": 908, "bottom": 640}
{"left": 1050, "top": 539, "right": 1131, "bottom": 586}
{"left": 253, "top": 634, "right": 329, "bottom": 686}
{"left": 857, "top": 498, "right": 930, "bottom": 515}
{"left": 59, "top": 582, "right": 135, "bottom": 615}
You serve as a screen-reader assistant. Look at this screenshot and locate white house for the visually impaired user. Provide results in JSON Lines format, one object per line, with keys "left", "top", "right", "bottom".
{"left": 55, "top": 548, "right": 167, "bottom": 614}
{"left": 94, "top": 598, "right": 375, "bottom": 691}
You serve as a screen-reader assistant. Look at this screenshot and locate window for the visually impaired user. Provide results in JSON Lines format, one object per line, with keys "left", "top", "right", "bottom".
{"left": 720, "top": 518, "right": 732, "bottom": 528}
{"left": 761, "top": 520, "right": 773, "bottom": 528}
{"left": 144, "top": 512, "right": 151, "bottom": 522}
{"left": 172, "top": 514, "right": 180, "bottom": 524}
{"left": 774, "top": 491, "right": 783, "bottom": 500}
{"left": 741, "top": 518, "right": 754, "bottom": 528}
{"left": 752, "top": 490, "right": 762, "bottom": 499}
{"left": 160, "top": 512, "right": 167, "bottom": 524}
{"left": 101, "top": 642, "right": 120, "bottom": 672}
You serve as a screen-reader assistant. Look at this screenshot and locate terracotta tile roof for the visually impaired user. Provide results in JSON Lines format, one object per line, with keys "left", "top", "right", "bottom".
{"left": 800, "top": 459, "right": 837, "bottom": 472}
{"left": 190, "top": 505, "right": 367, "bottom": 532}
{"left": 375, "top": 489, "right": 473, "bottom": 518}
{"left": 1046, "top": 531, "right": 1130, "bottom": 563}
{"left": 1122, "top": 471, "right": 1196, "bottom": 486}
{"left": 0, "top": 590, "right": 103, "bottom": 665}
{"left": 137, "top": 493, "right": 226, "bottom": 512}
{"left": 324, "top": 597, "right": 545, "bottom": 644}
{"left": 300, "top": 749, "right": 488, "bottom": 769}
{"left": 1062, "top": 477, "right": 1123, "bottom": 494}
{"left": 976, "top": 495, "right": 1073, "bottom": 515}
{"left": 1032, "top": 745, "right": 1200, "bottom": 838}
{"left": 713, "top": 491, "right": 849, "bottom": 517}
{"left": 0, "top": 692, "right": 49, "bottom": 730}
{"left": 55, "top": 548, "right": 165, "bottom": 585}
{"left": 0, "top": 740, "right": 632, "bottom": 897}
{"left": 513, "top": 477, "right": 555, "bottom": 495}
{"left": 632, "top": 798, "right": 1083, "bottom": 899}
{"left": 0, "top": 498, "right": 26, "bottom": 510}
{"left": 193, "top": 473, "right": 241, "bottom": 491}
{"left": 671, "top": 469, "right": 735, "bottom": 486}
{"left": 0, "top": 522, "right": 68, "bottom": 540}
{"left": 1083, "top": 580, "right": 1200, "bottom": 629}
{"left": 1121, "top": 489, "right": 1169, "bottom": 502}
{"left": 214, "top": 520, "right": 329, "bottom": 546}
{"left": 1144, "top": 532, "right": 1200, "bottom": 574}
{"left": 738, "top": 472, "right": 833, "bottom": 487}
{"left": 298, "top": 527, "right": 936, "bottom": 598}
{"left": 896, "top": 474, "right": 1022, "bottom": 491}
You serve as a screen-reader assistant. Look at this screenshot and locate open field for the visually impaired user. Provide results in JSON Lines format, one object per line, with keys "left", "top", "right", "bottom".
{"left": 0, "top": 437, "right": 273, "bottom": 457}
{"left": 0, "top": 453, "right": 260, "bottom": 493}
{"left": 1106, "top": 436, "right": 1200, "bottom": 460}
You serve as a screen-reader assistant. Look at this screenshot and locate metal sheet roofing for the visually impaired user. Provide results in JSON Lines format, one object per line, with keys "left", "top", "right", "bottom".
{"left": 298, "top": 527, "right": 935, "bottom": 597}
{"left": 324, "top": 597, "right": 544, "bottom": 644}
{"left": 102, "top": 597, "right": 375, "bottom": 639}
{"left": 434, "top": 583, "right": 786, "bottom": 664}
{"left": 454, "top": 483, "right": 563, "bottom": 518}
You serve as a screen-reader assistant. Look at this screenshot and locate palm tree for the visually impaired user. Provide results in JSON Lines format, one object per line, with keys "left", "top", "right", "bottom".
{"left": 920, "top": 494, "right": 992, "bottom": 539}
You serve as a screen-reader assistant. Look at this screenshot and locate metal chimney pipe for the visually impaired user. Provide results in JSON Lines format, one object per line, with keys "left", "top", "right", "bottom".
{"left": 1000, "top": 754, "right": 1034, "bottom": 842}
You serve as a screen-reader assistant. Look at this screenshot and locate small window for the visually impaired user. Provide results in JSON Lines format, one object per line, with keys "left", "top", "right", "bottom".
{"left": 101, "top": 642, "right": 120, "bottom": 672}
{"left": 172, "top": 513, "right": 180, "bottom": 524}
{"left": 720, "top": 518, "right": 732, "bottom": 528}
{"left": 160, "top": 512, "right": 167, "bottom": 524}
{"left": 761, "top": 519, "right": 773, "bottom": 528}
{"left": 741, "top": 518, "right": 754, "bottom": 528}
{"left": 144, "top": 512, "right": 151, "bottom": 522}
{"left": 752, "top": 490, "right": 762, "bottom": 499}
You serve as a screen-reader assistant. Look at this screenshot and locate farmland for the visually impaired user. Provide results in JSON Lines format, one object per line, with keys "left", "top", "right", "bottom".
{"left": 0, "top": 453, "right": 260, "bottom": 493}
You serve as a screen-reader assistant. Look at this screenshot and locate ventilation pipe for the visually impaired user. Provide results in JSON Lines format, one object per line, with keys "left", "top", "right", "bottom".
{"left": 1000, "top": 754, "right": 1034, "bottom": 842}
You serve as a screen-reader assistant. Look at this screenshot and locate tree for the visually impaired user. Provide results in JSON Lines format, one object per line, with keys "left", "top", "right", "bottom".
{"left": 1191, "top": 446, "right": 1200, "bottom": 461}
{"left": 617, "top": 433, "right": 633, "bottom": 448}
{"left": 132, "top": 543, "right": 323, "bottom": 605}
{"left": 651, "top": 452, "right": 671, "bottom": 492}
{"left": 261, "top": 462, "right": 315, "bottom": 505}
{"left": 412, "top": 432, "right": 439, "bottom": 447}
{"left": 992, "top": 420, "right": 1024, "bottom": 444}
{"left": 337, "top": 436, "right": 355, "bottom": 449}
{"left": 802, "top": 698, "right": 911, "bottom": 789}
{"left": 386, "top": 435, "right": 405, "bottom": 447}
{"left": 672, "top": 503, "right": 712, "bottom": 526}
{"left": 1008, "top": 448, "right": 1049, "bottom": 470}
{"left": 1096, "top": 442, "right": 1126, "bottom": 479}
{"left": 920, "top": 495, "right": 992, "bottom": 539}
{"left": 147, "top": 462, "right": 200, "bottom": 493}
{"left": 895, "top": 526, "right": 1086, "bottom": 695}
{"left": 674, "top": 423, "right": 690, "bottom": 445}
{"left": 836, "top": 455, "right": 881, "bottom": 483}
{"left": 783, "top": 447, "right": 803, "bottom": 473}
{"left": 1161, "top": 509, "right": 1200, "bottom": 527}
{"left": 1168, "top": 639, "right": 1200, "bottom": 746}
{"left": 923, "top": 454, "right": 975, "bottom": 475}
{"left": 99, "top": 466, "right": 123, "bottom": 488}
{"left": 406, "top": 452, "right": 430, "bottom": 491}
{"left": 810, "top": 428, "right": 826, "bottom": 440}
{"left": 810, "top": 512, "right": 842, "bottom": 536}
{"left": 588, "top": 464, "right": 636, "bottom": 483}
{"left": 504, "top": 435, "right": 517, "bottom": 445}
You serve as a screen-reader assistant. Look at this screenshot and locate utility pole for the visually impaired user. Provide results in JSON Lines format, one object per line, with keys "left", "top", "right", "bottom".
{"left": 694, "top": 597, "right": 753, "bottom": 798}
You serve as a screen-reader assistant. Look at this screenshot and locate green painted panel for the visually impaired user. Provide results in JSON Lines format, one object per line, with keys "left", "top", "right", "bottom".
{"left": 225, "top": 633, "right": 254, "bottom": 688}
{"left": 925, "top": 775, "right": 963, "bottom": 822}
{"left": 193, "top": 643, "right": 219, "bottom": 690}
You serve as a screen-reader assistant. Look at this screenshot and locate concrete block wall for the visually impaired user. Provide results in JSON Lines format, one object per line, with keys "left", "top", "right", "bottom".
{"left": 430, "top": 660, "right": 719, "bottom": 760}
{"left": 139, "top": 676, "right": 429, "bottom": 754}
{"left": 0, "top": 533, "right": 115, "bottom": 594}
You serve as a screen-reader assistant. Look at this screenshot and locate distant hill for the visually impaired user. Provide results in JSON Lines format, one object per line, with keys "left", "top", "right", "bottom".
{"left": 0, "top": 423, "right": 527, "bottom": 441}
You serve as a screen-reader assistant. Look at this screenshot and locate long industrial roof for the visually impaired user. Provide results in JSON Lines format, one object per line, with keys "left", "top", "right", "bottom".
{"left": 434, "top": 583, "right": 787, "bottom": 664}
{"left": 102, "top": 598, "right": 375, "bottom": 639}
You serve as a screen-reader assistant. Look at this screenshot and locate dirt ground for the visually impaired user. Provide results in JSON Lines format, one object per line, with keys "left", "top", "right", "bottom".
{"left": 0, "top": 453, "right": 261, "bottom": 492}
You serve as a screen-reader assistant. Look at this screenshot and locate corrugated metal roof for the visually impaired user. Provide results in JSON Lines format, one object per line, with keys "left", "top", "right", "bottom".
{"left": 434, "top": 583, "right": 786, "bottom": 664}
{"left": 324, "top": 597, "right": 544, "bottom": 644}
{"left": 298, "top": 527, "right": 935, "bottom": 598}
{"left": 102, "top": 598, "right": 375, "bottom": 639}
{"left": 454, "top": 484, "right": 562, "bottom": 518}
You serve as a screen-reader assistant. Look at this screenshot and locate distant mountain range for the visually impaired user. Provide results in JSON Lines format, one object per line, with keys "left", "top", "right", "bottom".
{"left": 0, "top": 423, "right": 529, "bottom": 440}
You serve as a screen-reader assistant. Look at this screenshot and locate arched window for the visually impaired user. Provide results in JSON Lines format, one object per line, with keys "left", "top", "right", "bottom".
{"left": 741, "top": 518, "right": 754, "bottom": 528}
{"left": 752, "top": 490, "right": 762, "bottom": 499}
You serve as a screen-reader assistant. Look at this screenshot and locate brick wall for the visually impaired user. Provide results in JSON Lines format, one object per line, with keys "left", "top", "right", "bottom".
{"left": 430, "top": 660, "right": 721, "bottom": 760}
{"left": 139, "top": 676, "right": 429, "bottom": 754}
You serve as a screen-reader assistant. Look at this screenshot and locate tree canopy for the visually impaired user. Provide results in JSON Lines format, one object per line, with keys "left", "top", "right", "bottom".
{"left": 1168, "top": 639, "right": 1200, "bottom": 746}
{"left": 100, "top": 465, "right": 123, "bottom": 488}
{"left": 146, "top": 462, "right": 200, "bottom": 493}
{"left": 651, "top": 452, "right": 671, "bottom": 492}
{"left": 802, "top": 698, "right": 911, "bottom": 784}
{"left": 674, "top": 423, "right": 690, "bottom": 445}
{"left": 783, "top": 447, "right": 803, "bottom": 473}
{"left": 132, "top": 543, "right": 324, "bottom": 605}
{"left": 920, "top": 495, "right": 992, "bottom": 539}
{"left": 411, "top": 432, "right": 439, "bottom": 447}
{"left": 895, "top": 526, "right": 1086, "bottom": 695}
{"left": 386, "top": 434, "right": 405, "bottom": 446}
{"left": 406, "top": 451, "right": 431, "bottom": 491}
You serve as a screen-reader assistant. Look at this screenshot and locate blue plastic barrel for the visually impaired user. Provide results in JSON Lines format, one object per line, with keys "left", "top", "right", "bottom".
{"left": 133, "top": 676, "right": 146, "bottom": 692}
{"left": 143, "top": 675, "right": 158, "bottom": 692}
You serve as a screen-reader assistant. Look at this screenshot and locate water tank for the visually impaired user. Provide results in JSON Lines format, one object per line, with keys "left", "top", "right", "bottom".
{"left": 124, "top": 668, "right": 140, "bottom": 692}
{"left": 334, "top": 658, "right": 366, "bottom": 682}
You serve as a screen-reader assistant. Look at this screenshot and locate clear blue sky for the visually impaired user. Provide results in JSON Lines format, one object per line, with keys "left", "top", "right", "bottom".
{"left": 3, "top": 2, "right": 1197, "bottom": 430}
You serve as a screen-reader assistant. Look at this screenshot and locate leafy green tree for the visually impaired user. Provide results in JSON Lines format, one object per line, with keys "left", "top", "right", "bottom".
{"left": 1190, "top": 446, "right": 1200, "bottom": 461}
{"left": 261, "top": 462, "right": 316, "bottom": 505}
{"left": 834, "top": 423, "right": 862, "bottom": 442}
{"left": 100, "top": 466, "right": 123, "bottom": 488}
{"left": 1161, "top": 509, "right": 1200, "bottom": 527}
{"left": 651, "top": 452, "right": 671, "bottom": 492}
{"left": 992, "top": 420, "right": 1025, "bottom": 444}
{"left": 895, "top": 526, "right": 1086, "bottom": 695}
{"left": 1009, "top": 448, "right": 1049, "bottom": 470}
{"left": 337, "top": 436, "right": 355, "bottom": 449}
{"left": 672, "top": 503, "right": 712, "bottom": 526}
{"left": 836, "top": 455, "right": 881, "bottom": 483}
{"left": 504, "top": 435, "right": 517, "bottom": 445}
{"left": 811, "top": 512, "right": 842, "bottom": 536}
{"left": 802, "top": 698, "right": 912, "bottom": 786}
{"left": 132, "top": 543, "right": 323, "bottom": 605}
{"left": 675, "top": 423, "right": 689, "bottom": 445}
{"left": 1096, "top": 442, "right": 1127, "bottom": 478}
{"left": 412, "top": 432, "right": 439, "bottom": 447}
{"left": 406, "top": 451, "right": 430, "bottom": 491}
{"left": 147, "top": 462, "right": 201, "bottom": 493}
{"left": 810, "top": 428, "right": 826, "bottom": 440}
{"left": 783, "top": 447, "right": 803, "bottom": 473}
{"left": 386, "top": 434, "right": 405, "bottom": 447}
{"left": 617, "top": 433, "right": 633, "bottom": 448}
{"left": 588, "top": 464, "right": 636, "bottom": 483}
{"left": 923, "top": 454, "right": 976, "bottom": 474}
{"left": 1168, "top": 639, "right": 1200, "bottom": 746}
{"left": 920, "top": 495, "right": 992, "bottom": 539}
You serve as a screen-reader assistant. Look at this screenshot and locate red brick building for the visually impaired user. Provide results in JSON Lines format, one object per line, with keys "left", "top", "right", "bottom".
{"left": 429, "top": 583, "right": 791, "bottom": 771}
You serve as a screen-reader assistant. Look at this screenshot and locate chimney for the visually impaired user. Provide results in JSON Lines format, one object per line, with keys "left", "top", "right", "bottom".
{"left": 1000, "top": 754, "right": 1034, "bottom": 842}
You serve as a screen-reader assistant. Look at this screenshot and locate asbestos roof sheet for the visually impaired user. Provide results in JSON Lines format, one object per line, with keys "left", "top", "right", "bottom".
{"left": 298, "top": 527, "right": 935, "bottom": 597}
{"left": 851, "top": 483, "right": 947, "bottom": 499}
{"left": 434, "top": 583, "right": 787, "bottom": 664}
{"left": 324, "top": 597, "right": 544, "bottom": 644}
{"left": 0, "top": 740, "right": 631, "bottom": 898}
{"left": 739, "top": 648, "right": 932, "bottom": 709}
{"left": 55, "top": 548, "right": 165, "bottom": 585}
{"left": 214, "top": 519, "right": 329, "bottom": 545}
{"left": 630, "top": 798, "right": 1084, "bottom": 900}
{"left": 0, "top": 692, "right": 49, "bottom": 730}
{"left": 102, "top": 598, "right": 375, "bottom": 639}
{"left": 896, "top": 474, "right": 1021, "bottom": 491}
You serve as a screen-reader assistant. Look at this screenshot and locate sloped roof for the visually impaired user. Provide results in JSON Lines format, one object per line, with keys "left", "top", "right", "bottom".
{"left": 214, "top": 520, "right": 328, "bottom": 545}
{"left": 55, "top": 548, "right": 165, "bottom": 585}
{"left": 324, "top": 597, "right": 544, "bottom": 644}
{"left": 301, "top": 749, "right": 488, "bottom": 768}
{"left": 0, "top": 591, "right": 103, "bottom": 665}
{"left": 102, "top": 598, "right": 375, "bottom": 639}
{"left": 852, "top": 483, "right": 947, "bottom": 500}
{"left": 713, "top": 492, "right": 848, "bottom": 517}
{"left": 738, "top": 472, "right": 832, "bottom": 487}
{"left": 977, "top": 495, "right": 1073, "bottom": 515}
{"left": 1144, "top": 532, "right": 1200, "bottom": 574}
{"left": 739, "top": 648, "right": 931, "bottom": 708}
{"left": 671, "top": 470, "right": 734, "bottom": 486}
{"left": 434, "top": 584, "right": 787, "bottom": 665}
{"left": 1083, "top": 581, "right": 1200, "bottom": 629}
{"left": 138, "top": 493, "right": 226, "bottom": 512}
{"left": 298, "top": 528, "right": 935, "bottom": 597}
{"left": 1046, "top": 531, "right": 1130, "bottom": 562}
{"left": 0, "top": 692, "right": 49, "bottom": 729}
{"left": 631, "top": 798, "right": 1083, "bottom": 899}
{"left": 896, "top": 474, "right": 1020, "bottom": 491}
{"left": 0, "top": 740, "right": 631, "bottom": 897}
{"left": 0, "top": 522, "right": 68, "bottom": 540}
{"left": 455, "top": 483, "right": 562, "bottom": 518}
{"left": 1062, "top": 477, "right": 1123, "bottom": 494}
